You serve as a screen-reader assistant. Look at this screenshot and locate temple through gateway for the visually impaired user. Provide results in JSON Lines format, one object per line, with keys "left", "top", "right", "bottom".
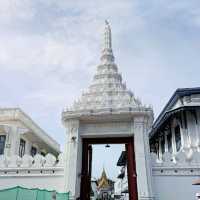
{"left": 0, "top": 21, "right": 200, "bottom": 200}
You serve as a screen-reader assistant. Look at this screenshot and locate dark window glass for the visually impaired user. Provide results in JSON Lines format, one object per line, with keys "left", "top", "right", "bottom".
{"left": 175, "top": 126, "right": 181, "bottom": 152}
{"left": 19, "top": 139, "right": 26, "bottom": 157}
{"left": 0, "top": 135, "right": 6, "bottom": 155}
{"left": 167, "top": 133, "right": 172, "bottom": 153}
{"left": 30, "top": 146, "right": 37, "bottom": 157}
{"left": 161, "top": 136, "right": 165, "bottom": 154}
{"left": 41, "top": 152, "right": 46, "bottom": 157}
{"left": 150, "top": 141, "right": 159, "bottom": 154}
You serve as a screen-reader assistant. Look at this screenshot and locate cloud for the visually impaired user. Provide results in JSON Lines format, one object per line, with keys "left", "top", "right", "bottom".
{"left": 0, "top": 0, "right": 200, "bottom": 156}
{"left": 0, "top": 0, "right": 35, "bottom": 24}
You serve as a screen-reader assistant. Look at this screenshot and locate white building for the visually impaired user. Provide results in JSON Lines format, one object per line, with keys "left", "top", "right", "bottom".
{"left": 149, "top": 88, "right": 200, "bottom": 200}
{"left": 0, "top": 108, "right": 60, "bottom": 157}
{"left": 0, "top": 22, "right": 200, "bottom": 200}
{"left": 0, "top": 108, "right": 64, "bottom": 193}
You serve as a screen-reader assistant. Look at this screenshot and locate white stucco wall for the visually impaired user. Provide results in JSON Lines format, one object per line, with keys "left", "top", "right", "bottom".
{"left": 153, "top": 175, "right": 200, "bottom": 200}
{"left": 0, "top": 153, "right": 65, "bottom": 192}
{"left": 0, "top": 175, "right": 65, "bottom": 192}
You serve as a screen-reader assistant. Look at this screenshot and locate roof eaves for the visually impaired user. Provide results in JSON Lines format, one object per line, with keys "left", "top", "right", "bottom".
{"left": 150, "top": 87, "right": 200, "bottom": 138}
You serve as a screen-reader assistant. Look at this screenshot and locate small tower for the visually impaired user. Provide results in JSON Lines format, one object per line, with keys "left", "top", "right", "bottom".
{"left": 62, "top": 21, "right": 154, "bottom": 200}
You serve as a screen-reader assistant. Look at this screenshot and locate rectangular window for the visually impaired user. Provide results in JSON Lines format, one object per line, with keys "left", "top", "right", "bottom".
{"left": 167, "top": 133, "right": 172, "bottom": 153}
{"left": 30, "top": 146, "right": 37, "bottom": 157}
{"left": 19, "top": 139, "right": 26, "bottom": 157}
{"left": 0, "top": 135, "right": 6, "bottom": 155}
{"left": 161, "top": 136, "right": 165, "bottom": 154}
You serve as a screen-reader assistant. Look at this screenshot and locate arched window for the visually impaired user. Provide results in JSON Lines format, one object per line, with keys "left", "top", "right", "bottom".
{"left": 30, "top": 146, "right": 37, "bottom": 157}
{"left": 150, "top": 140, "right": 158, "bottom": 155}
{"left": 19, "top": 139, "right": 26, "bottom": 157}
{"left": 0, "top": 135, "right": 6, "bottom": 155}
{"left": 175, "top": 125, "right": 181, "bottom": 152}
{"left": 167, "top": 132, "right": 172, "bottom": 153}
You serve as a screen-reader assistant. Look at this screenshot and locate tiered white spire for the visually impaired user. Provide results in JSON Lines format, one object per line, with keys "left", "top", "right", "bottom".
{"left": 70, "top": 21, "right": 141, "bottom": 111}
{"left": 100, "top": 20, "right": 114, "bottom": 64}
{"left": 104, "top": 20, "right": 112, "bottom": 49}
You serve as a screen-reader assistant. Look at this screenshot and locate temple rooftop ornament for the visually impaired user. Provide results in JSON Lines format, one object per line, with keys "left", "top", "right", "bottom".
{"left": 62, "top": 21, "right": 152, "bottom": 120}
{"left": 97, "top": 168, "right": 110, "bottom": 189}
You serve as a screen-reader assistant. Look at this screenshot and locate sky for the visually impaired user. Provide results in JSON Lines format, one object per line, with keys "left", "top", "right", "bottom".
{"left": 0, "top": 0, "right": 200, "bottom": 178}
{"left": 92, "top": 144, "right": 125, "bottom": 181}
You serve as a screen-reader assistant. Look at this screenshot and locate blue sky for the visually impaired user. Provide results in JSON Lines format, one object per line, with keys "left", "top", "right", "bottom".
{"left": 0, "top": 0, "right": 200, "bottom": 179}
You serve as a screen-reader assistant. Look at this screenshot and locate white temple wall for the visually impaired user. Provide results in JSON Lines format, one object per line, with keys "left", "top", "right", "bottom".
{"left": 152, "top": 175, "right": 199, "bottom": 200}
{"left": 0, "top": 153, "right": 65, "bottom": 192}
{"left": 151, "top": 149, "right": 200, "bottom": 200}
{"left": 0, "top": 175, "right": 65, "bottom": 192}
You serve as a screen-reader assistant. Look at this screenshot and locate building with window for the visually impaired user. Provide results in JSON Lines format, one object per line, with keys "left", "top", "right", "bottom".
{"left": 150, "top": 87, "right": 200, "bottom": 199}
{"left": 0, "top": 108, "right": 60, "bottom": 157}
{"left": 150, "top": 87, "right": 200, "bottom": 161}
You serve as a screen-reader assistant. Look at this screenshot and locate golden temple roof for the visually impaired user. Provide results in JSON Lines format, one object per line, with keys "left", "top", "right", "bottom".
{"left": 97, "top": 168, "right": 109, "bottom": 189}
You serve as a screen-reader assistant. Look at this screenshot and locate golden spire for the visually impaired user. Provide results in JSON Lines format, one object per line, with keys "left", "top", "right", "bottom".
{"left": 97, "top": 167, "right": 109, "bottom": 189}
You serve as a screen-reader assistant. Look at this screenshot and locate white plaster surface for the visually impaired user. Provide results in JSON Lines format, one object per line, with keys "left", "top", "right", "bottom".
{"left": 153, "top": 176, "right": 199, "bottom": 200}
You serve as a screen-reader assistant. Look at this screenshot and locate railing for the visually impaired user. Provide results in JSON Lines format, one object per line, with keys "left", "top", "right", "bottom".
{"left": 151, "top": 151, "right": 200, "bottom": 176}
{"left": 0, "top": 153, "right": 64, "bottom": 168}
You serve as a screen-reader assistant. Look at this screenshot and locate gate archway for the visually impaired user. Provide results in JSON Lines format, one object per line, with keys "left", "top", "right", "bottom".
{"left": 80, "top": 137, "right": 138, "bottom": 200}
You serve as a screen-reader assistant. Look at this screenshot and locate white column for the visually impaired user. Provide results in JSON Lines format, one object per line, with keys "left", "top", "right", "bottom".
{"left": 158, "top": 137, "right": 162, "bottom": 160}
{"left": 178, "top": 114, "right": 188, "bottom": 150}
{"left": 171, "top": 126, "right": 176, "bottom": 156}
{"left": 63, "top": 119, "right": 81, "bottom": 198}
{"left": 9, "top": 126, "right": 20, "bottom": 156}
{"left": 25, "top": 140, "right": 31, "bottom": 155}
{"left": 180, "top": 126, "right": 189, "bottom": 149}
{"left": 164, "top": 132, "right": 168, "bottom": 153}
{"left": 191, "top": 111, "right": 200, "bottom": 149}
{"left": 181, "top": 111, "right": 191, "bottom": 149}
{"left": 3, "top": 126, "right": 11, "bottom": 157}
{"left": 133, "top": 116, "right": 154, "bottom": 200}
{"left": 196, "top": 110, "right": 200, "bottom": 152}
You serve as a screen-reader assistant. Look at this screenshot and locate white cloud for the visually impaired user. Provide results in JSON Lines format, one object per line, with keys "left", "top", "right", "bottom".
{"left": 0, "top": 0, "right": 35, "bottom": 24}
{"left": 0, "top": 0, "right": 200, "bottom": 157}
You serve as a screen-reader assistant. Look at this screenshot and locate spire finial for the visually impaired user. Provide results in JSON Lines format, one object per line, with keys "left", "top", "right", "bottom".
{"left": 101, "top": 20, "right": 114, "bottom": 63}
{"left": 103, "top": 20, "right": 112, "bottom": 50}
